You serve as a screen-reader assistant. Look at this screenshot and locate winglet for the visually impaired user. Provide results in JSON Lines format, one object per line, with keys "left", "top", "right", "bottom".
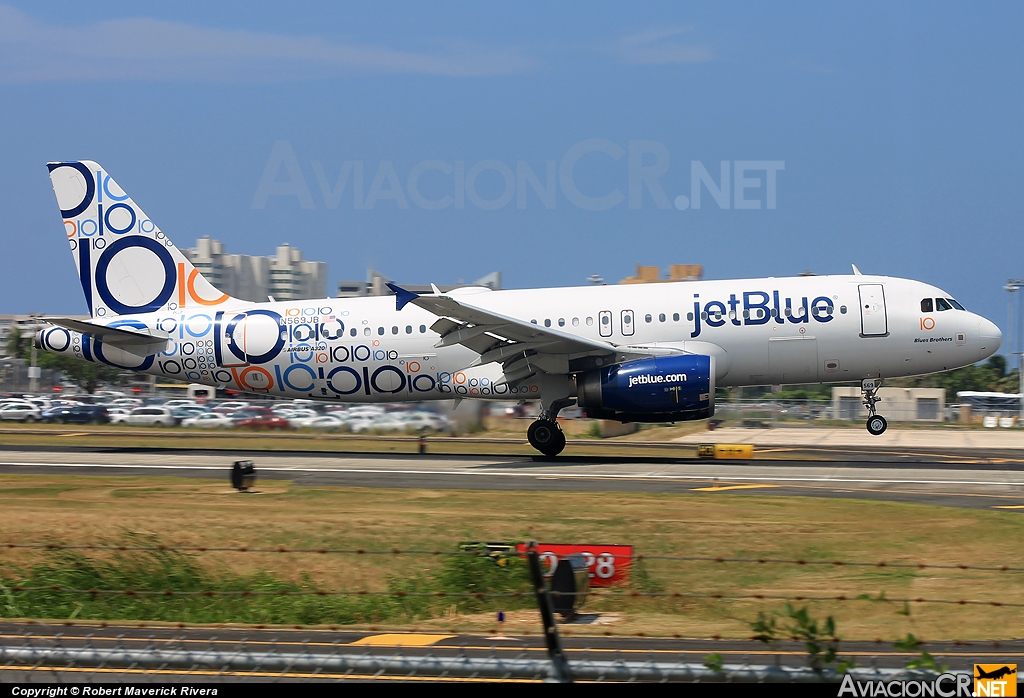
{"left": 385, "top": 282, "right": 419, "bottom": 311}
{"left": 430, "top": 283, "right": 442, "bottom": 295}
{"left": 851, "top": 264, "right": 863, "bottom": 275}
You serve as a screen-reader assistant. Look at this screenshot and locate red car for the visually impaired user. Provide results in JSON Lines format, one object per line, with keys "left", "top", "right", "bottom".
{"left": 233, "top": 407, "right": 290, "bottom": 430}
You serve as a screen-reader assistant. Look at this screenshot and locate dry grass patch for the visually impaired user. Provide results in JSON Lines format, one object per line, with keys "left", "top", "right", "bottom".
{"left": 0, "top": 474, "right": 1022, "bottom": 639}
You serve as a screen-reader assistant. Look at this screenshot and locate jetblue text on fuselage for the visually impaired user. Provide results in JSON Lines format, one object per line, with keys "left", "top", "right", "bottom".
{"left": 688, "top": 289, "right": 835, "bottom": 338}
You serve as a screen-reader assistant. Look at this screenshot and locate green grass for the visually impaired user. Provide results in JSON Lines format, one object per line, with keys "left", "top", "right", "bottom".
{"left": 0, "top": 542, "right": 533, "bottom": 626}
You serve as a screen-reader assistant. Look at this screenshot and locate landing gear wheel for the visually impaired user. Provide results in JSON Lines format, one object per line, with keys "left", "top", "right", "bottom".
{"left": 866, "top": 415, "right": 887, "bottom": 436}
{"left": 528, "top": 419, "right": 566, "bottom": 457}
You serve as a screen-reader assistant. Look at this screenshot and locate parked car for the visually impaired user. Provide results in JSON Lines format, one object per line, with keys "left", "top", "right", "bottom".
{"left": 345, "top": 406, "right": 386, "bottom": 419}
{"left": 111, "top": 398, "right": 144, "bottom": 407}
{"left": 290, "top": 415, "right": 345, "bottom": 430}
{"left": 124, "top": 406, "right": 175, "bottom": 427}
{"left": 41, "top": 405, "right": 110, "bottom": 425}
{"left": 369, "top": 415, "right": 412, "bottom": 432}
{"left": 215, "top": 401, "right": 250, "bottom": 411}
{"left": 401, "top": 411, "right": 449, "bottom": 431}
{"left": 181, "top": 413, "right": 235, "bottom": 429}
{"left": 170, "top": 406, "right": 208, "bottom": 424}
{"left": 0, "top": 404, "right": 41, "bottom": 422}
{"left": 107, "top": 407, "right": 132, "bottom": 425}
{"left": 163, "top": 399, "right": 202, "bottom": 409}
{"left": 233, "top": 408, "right": 290, "bottom": 430}
{"left": 345, "top": 416, "right": 380, "bottom": 433}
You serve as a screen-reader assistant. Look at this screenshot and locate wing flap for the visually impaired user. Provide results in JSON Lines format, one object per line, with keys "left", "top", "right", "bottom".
{"left": 409, "top": 294, "right": 618, "bottom": 357}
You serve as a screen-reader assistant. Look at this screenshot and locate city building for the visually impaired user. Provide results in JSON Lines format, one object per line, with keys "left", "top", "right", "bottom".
{"left": 619, "top": 264, "right": 703, "bottom": 284}
{"left": 337, "top": 270, "right": 502, "bottom": 298}
{"left": 184, "top": 237, "right": 327, "bottom": 303}
{"left": 0, "top": 315, "right": 49, "bottom": 359}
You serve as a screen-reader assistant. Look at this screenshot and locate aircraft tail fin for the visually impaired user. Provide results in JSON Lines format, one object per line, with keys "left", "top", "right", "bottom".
{"left": 46, "top": 160, "right": 240, "bottom": 318}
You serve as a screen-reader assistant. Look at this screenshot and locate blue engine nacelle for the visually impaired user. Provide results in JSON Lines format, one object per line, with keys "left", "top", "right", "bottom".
{"left": 577, "top": 354, "right": 715, "bottom": 422}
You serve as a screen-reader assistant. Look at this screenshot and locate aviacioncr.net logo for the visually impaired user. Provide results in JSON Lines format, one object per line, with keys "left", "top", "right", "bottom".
{"left": 838, "top": 673, "right": 973, "bottom": 697}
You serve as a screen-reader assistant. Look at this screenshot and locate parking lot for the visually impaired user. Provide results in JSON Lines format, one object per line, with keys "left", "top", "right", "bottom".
{"left": 0, "top": 390, "right": 451, "bottom": 433}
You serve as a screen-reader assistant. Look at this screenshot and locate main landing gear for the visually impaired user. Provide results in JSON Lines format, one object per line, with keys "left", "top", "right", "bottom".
{"left": 862, "top": 378, "right": 887, "bottom": 436}
{"left": 525, "top": 374, "right": 574, "bottom": 457}
{"left": 527, "top": 419, "right": 566, "bottom": 457}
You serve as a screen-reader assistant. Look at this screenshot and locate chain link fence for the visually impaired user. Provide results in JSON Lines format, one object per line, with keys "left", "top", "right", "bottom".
{"left": 0, "top": 543, "right": 1019, "bottom": 682}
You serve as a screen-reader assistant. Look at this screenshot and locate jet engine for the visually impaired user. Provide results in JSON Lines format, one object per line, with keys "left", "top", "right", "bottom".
{"left": 577, "top": 354, "right": 715, "bottom": 422}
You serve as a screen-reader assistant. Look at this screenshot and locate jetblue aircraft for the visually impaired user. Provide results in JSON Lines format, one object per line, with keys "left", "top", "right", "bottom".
{"left": 39, "top": 161, "right": 1002, "bottom": 456}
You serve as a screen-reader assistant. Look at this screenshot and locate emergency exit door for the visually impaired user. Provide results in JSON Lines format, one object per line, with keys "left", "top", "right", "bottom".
{"left": 621, "top": 309, "right": 635, "bottom": 336}
{"left": 858, "top": 284, "right": 888, "bottom": 337}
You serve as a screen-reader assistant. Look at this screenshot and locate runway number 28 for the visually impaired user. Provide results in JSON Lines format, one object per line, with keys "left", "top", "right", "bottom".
{"left": 520, "top": 543, "right": 633, "bottom": 586}
{"left": 541, "top": 551, "right": 617, "bottom": 580}
{"left": 582, "top": 552, "right": 617, "bottom": 580}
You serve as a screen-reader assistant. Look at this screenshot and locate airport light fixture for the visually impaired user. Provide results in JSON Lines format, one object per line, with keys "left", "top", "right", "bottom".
{"left": 1007, "top": 280, "right": 1024, "bottom": 422}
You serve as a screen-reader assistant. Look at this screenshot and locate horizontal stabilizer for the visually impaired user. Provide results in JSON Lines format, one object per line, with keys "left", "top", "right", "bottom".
{"left": 44, "top": 317, "right": 170, "bottom": 352}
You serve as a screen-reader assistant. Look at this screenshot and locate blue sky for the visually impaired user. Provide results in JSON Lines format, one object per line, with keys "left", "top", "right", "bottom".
{"left": 2, "top": 2, "right": 1023, "bottom": 349}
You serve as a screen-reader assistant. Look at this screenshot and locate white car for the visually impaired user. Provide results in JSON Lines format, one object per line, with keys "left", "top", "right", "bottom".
{"left": 163, "top": 399, "right": 201, "bottom": 409}
{"left": 0, "top": 404, "right": 42, "bottom": 422}
{"left": 401, "top": 411, "right": 449, "bottom": 431}
{"left": 215, "top": 401, "right": 250, "bottom": 411}
{"left": 124, "top": 406, "right": 175, "bottom": 426}
{"left": 345, "top": 406, "right": 386, "bottom": 419}
{"left": 291, "top": 415, "right": 345, "bottom": 430}
{"left": 106, "top": 407, "right": 132, "bottom": 424}
{"left": 181, "top": 413, "right": 235, "bottom": 428}
{"left": 345, "top": 416, "right": 380, "bottom": 433}
{"left": 0, "top": 399, "right": 35, "bottom": 410}
{"left": 111, "top": 398, "right": 144, "bottom": 407}
{"left": 365, "top": 415, "right": 410, "bottom": 432}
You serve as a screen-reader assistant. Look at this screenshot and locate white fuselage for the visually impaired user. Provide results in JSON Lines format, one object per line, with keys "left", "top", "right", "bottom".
{"left": 37, "top": 274, "right": 1002, "bottom": 403}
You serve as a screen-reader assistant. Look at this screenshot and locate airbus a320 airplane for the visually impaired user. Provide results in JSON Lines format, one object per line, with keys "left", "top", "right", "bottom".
{"left": 38, "top": 161, "right": 1002, "bottom": 456}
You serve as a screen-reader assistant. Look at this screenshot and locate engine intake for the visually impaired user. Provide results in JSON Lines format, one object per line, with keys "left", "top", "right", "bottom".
{"left": 578, "top": 354, "right": 715, "bottom": 422}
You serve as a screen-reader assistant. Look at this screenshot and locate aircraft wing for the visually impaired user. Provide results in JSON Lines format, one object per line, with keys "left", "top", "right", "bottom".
{"left": 387, "top": 283, "right": 650, "bottom": 382}
{"left": 44, "top": 317, "right": 170, "bottom": 353}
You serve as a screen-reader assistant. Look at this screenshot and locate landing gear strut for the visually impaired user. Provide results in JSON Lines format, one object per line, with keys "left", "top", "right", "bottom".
{"left": 528, "top": 419, "right": 566, "bottom": 457}
{"left": 526, "top": 375, "right": 574, "bottom": 457}
{"left": 862, "top": 378, "right": 887, "bottom": 436}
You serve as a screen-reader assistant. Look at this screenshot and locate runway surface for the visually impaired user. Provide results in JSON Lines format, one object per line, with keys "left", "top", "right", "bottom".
{"left": 0, "top": 621, "right": 1020, "bottom": 681}
{"left": 1, "top": 445, "right": 1024, "bottom": 510}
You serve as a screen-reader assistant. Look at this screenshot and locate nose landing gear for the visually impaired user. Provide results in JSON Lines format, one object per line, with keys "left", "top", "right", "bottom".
{"left": 862, "top": 378, "right": 887, "bottom": 435}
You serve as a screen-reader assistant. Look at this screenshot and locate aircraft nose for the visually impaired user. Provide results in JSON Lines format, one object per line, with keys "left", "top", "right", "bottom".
{"left": 977, "top": 316, "right": 1002, "bottom": 356}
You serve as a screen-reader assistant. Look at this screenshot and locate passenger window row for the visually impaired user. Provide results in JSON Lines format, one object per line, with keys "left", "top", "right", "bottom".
{"left": 529, "top": 306, "right": 852, "bottom": 329}
{"left": 363, "top": 325, "right": 429, "bottom": 336}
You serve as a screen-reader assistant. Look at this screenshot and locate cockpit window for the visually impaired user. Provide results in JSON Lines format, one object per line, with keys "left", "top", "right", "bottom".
{"left": 921, "top": 298, "right": 933, "bottom": 313}
{"left": 935, "top": 298, "right": 953, "bottom": 311}
{"left": 947, "top": 298, "right": 965, "bottom": 310}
